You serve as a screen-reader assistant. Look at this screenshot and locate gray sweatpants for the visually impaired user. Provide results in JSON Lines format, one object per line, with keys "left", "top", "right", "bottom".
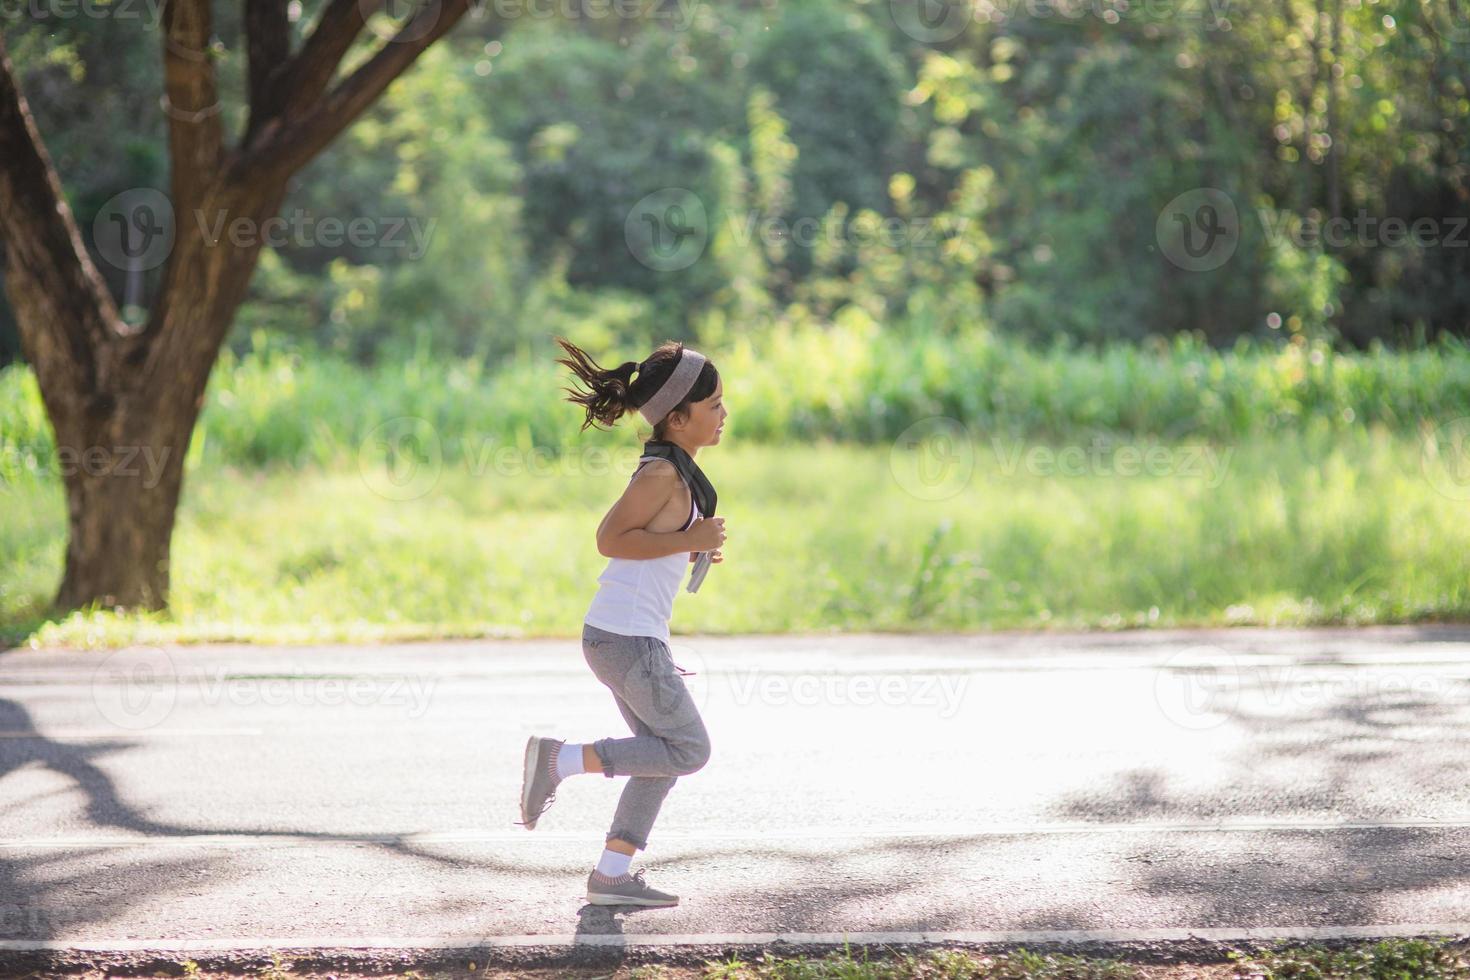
{"left": 582, "top": 621, "right": 712, "bottom": 851}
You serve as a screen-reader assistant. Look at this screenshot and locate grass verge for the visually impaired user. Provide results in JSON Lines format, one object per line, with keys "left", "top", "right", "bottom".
{"left": 4, "top": 429, "right": 1468, "bottom": 649}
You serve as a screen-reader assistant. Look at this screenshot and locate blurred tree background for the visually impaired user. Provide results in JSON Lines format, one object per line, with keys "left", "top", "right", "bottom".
{"left": 2, "top": 0, "right": 1465, "bottom": 371}
{"left": 5, "top": 0, "right": 1470, "bottom": 641}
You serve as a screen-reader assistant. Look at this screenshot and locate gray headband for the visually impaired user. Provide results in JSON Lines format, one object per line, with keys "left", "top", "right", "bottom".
{"left": 638, "top": 348, "right": 708, "bottom": 426}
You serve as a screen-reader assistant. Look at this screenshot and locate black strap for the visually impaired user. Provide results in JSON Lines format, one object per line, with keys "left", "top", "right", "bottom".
{"left": 638, "top": 439, "right": 717, "bottom": 519}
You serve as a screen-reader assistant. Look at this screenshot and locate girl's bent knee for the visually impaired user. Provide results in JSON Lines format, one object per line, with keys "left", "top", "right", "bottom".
{"left": 672, "top": 736, "right": 711, "bottom": 776}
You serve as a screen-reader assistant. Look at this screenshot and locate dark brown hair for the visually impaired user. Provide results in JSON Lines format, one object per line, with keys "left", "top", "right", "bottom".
{"left": 555, "top": 337, "right": 719, "bottom": 439}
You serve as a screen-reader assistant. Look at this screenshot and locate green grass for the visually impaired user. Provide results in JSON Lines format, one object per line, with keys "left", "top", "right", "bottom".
{"left": 692, "top": 937, "right": 1470, "bottom": 978}
{"left": 3, "top": 425, "right": 1467, "bottom": 649}
{"left": 699, "top": 944, "right": 1143, "bottom": 979}
{"left": 3, "top": 324, "right": 1470, "bottom": 482}
{"left": 1226, "top": 937, "right": 1470, "bottom": 979}
{"left": 132, "top": 937, "right": 1470, "bottom": 978}
{"left": 5, "top": 326, "right": 1468, "bottom": 648}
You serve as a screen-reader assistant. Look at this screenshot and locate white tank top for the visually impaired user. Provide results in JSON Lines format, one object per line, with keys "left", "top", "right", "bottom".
{"left": 583, "top": 455, "right": 701, "bottom": 644}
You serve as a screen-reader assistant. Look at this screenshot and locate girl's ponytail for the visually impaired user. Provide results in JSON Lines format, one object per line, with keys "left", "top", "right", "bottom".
{"left": 555, "top": 337, "right": 641, "bottom": 433}
{"left": 554, "top": 336, "right": 718, "bottom": 438}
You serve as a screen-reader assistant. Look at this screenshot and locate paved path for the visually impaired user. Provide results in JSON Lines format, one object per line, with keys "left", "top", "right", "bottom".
{"left": 1, "top": 626, "right": 1468, "bottom": 968}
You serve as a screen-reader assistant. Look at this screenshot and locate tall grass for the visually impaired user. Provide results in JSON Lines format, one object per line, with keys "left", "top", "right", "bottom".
{"left": 3, "top": 323, "right": 1469, "bottom": 481}
{"left": 3, "top": 427, "right": 1466, "bottom": 648}
{"left": 5, "top": 324, "right": 1468, "bottom": 646}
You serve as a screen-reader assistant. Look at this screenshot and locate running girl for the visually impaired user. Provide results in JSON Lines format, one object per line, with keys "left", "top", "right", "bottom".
{"left": 515, "top": 338, "right": 728, "bottom": 909}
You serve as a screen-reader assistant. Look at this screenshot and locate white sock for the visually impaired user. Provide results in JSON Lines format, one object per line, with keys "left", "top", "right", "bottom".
{"left": 595, "top": 847, "right": 632, "bottom": 879}
{"left": 555, "top": 741, "right": 586, "bottom": 779}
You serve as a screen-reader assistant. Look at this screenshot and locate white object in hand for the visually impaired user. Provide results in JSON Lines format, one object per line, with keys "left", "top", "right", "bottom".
{"left": 686, "top": 551, "right": 713, "bottom": 593}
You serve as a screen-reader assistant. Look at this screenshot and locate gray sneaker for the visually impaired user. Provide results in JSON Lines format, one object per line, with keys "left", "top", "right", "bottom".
{"left": 586, "top": 868, "right": 679, "bottom": 907}
{"left": 514, "top": 735, "right": 562, "bottom": 830}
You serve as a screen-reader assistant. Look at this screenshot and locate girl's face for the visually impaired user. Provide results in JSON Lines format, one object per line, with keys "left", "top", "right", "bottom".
{"left": 676, "top": 378, "right": 726, "bottom": 446}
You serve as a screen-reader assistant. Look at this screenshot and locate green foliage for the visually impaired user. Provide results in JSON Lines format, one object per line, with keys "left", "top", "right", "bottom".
{"left": 5, "top": 415, "right": 1469, "bottom": 645}
{"left": 701, "top": 944, "right": 1145, "bottom": 978}
{"left": 746, "top": 0, "right": 904, "bottom": 284}
{"left": 243, "top": 41, "right": 531, "bottom": 361}
{"left": 5, "top": 325, "right": 1470, "bottom": 485}
{"left": 2, "top": 0, "right": 1467, "bottom": 367}
{"left": 483, "top": 23, "right": 734, "bottom": 317}
{"left": 7, "top": 322, "right": 1470, "bottom": 644}
{"left": 1264, "top": 235, "right": 1352, "bottom": 343}
{"left": 1226, "top": 937, "right": 1470, "bottom": 980}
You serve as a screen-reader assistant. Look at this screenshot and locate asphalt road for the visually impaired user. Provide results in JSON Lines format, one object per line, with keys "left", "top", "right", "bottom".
{"left": 1, "top": 625, "right": 1468, "bottom": 968}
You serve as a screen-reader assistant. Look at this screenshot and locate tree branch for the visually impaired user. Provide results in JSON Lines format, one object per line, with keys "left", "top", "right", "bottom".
{"left": 229, "top": 0, "right": 482, "bottom": 186}
{"left": 295, "top": 0, "right": 381, "bottom": 105}
{"left": 162, "top": 0, "right": 225, "bottom": 217}
{"left": 0, "top": 36, "right": 127, "bottom": 436}
{"left": 241, "top": 0, "right": 387, "bottom": 149}
{"left": 244, "top": 0, "right": 292, "bottom": 139}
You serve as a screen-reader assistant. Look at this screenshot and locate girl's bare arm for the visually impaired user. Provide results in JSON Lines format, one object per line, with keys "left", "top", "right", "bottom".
{"left": 596, "top": 461, "right": 692, "bottom": 560}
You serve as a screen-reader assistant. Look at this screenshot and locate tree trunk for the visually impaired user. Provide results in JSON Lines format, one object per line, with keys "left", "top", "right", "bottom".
{"left": 1, "top": 0, "right": 480, "bottom": 615}
{"left": 47, "top": 183, "right": 287, "bottom": 612}
{"left": 0, "top": 52, "right": 282, "bottom": 611}
{"left": 52, "top": 411, "right": 190, "bottom": 611}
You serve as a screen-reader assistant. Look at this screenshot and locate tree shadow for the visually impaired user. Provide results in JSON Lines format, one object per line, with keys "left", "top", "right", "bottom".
{"left": 4, "top": 626, "right": 1470, "bottom": 954}
{"left": 0, "top": 696, "right": 529, "bottom": 949}
{"left": 555, "top": 631, "right": 1470, "bottom": 937}
{"left": 1039, "top": 650, "right": 1470, "bottom": 929}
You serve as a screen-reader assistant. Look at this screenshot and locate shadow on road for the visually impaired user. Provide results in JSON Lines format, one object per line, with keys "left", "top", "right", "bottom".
{"left": 4, "top": 627, "right": 1470, "bottom": 947}
{"left": 0, "top": 696, "right": 529, "bottom": 946}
